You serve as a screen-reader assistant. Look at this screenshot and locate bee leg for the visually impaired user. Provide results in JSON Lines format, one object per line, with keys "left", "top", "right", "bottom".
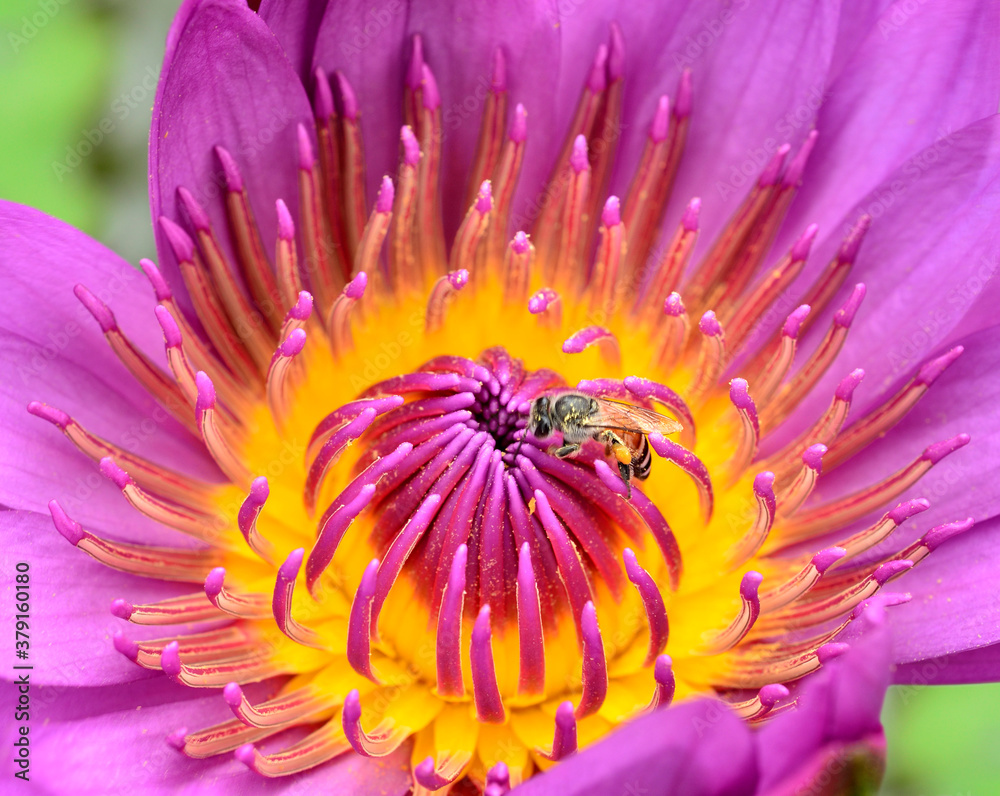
{"left": 552, "top": 443, "right": 581, "bottom": 459}
{"left": 617, "top": 461, "right": 632, "bottom": 500}
{"left": 609, "top": 441, "right": 634, "bottom": 500}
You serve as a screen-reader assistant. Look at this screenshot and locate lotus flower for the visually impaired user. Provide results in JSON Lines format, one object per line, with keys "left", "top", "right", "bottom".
{"left": 3, "top": 0, "right": 1000, "bottom": 793}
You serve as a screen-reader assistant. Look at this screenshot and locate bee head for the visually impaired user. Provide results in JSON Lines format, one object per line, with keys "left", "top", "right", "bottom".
{"left": 528, "top": 396, "right": 553, "bottom": 438}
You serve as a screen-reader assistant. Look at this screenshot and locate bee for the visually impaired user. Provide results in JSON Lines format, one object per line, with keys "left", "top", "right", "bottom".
{"left": 525, "top": 391, "right": 683, "bottom": 497}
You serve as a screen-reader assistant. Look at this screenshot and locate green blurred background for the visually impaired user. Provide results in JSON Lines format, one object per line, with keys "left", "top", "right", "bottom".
{"left": 1, "top": 1, "right": 999, "bottom": 793}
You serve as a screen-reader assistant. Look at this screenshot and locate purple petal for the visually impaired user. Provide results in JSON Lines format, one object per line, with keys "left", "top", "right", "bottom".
{"left": 766, "top": 115, "right": 1000, "bottom": 447}
{"left": 756, "top": 601, "right": 891, "bottom": 792}
{"left": 0, "top": 511, "right": 190, "bottom": 686}
{"left": 780, "top": 0, "right": 1000, "bottom": 258}
{"left": 259, "top": 0, "right": 330, "bottom": 81}
{"left": 827, "top": 0, "right": 894, "bottom": 80}
{"left": 511, "top": 698, "right": 757, "bottom": 796}
{"left": 893, "top": 641, "right": 1000, "bottom": 685}
{"left": 886, "top": 514, "right": 1000, "bottom": 663}
{"left": 812, "top": 324, "right": 1000, "bottom": 535}
{"left": 150, "top": 0, "right": 314, "bottom": 308}
{"left": 0, "top": 202, "right": 217, "bottom": 534}
{"left": 594, "top": 0, "right": 839, "bottom": 249}
{"left": 3, "top": 673, "right": 413, "bottom": 794}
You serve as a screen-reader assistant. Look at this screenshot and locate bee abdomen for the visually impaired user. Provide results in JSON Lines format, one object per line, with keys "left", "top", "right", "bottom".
{"left": 631, "top": 434, "right": 652, "bottom": 480}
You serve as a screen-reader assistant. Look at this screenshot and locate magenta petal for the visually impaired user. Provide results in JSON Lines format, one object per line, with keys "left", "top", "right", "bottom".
{"left": 886, "top": 515, "right": 1000, "bottom": 663}
{"left": 781, "top": 0, "right": 1000, "bottom": 256}
{"left": 894, "top": 641, "right": 1000, "bottom": 685}
{"left": 814, "top": 324, "right": 1000, "bottom": 534}
{"left": 0, "top": 511, "right": 190, "bottom": 686}
{"left": 604, "top": 0, "right": 839, "bottom": 249}
{"left": 827, "top": 0, "right": 894, "bottom": 80}
{"left": 7, "top": 674, "right": 413, "bottom": 794}
{"left": 150, "top": 0, "right": 314, "bottom": 306}
{"left": 511, "top": 699, "right": 757, "bottom": 796}
{"left": 259, "top": 0, "right": 330, "bottom": 81}
{"left": 769, "top": 115, "right": 1000, "bottom": 441}
{"left": 0, "top": 202, "right": 218, "bottom": 533}
{"left": 756, "top": 601, "right": 891, "bottom": 793}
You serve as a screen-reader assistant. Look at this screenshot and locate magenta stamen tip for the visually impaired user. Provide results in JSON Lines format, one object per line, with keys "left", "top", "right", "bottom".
{"left": 290, "top": 291, "right": 313, "bottom": 320}
{"left": 594, "top": 458, "right": 629, "bottom": 497}
{"left": 839, "top": 214, "right": 872, "bottom": 263}
{"left": 166, "top": 728, "right": 188, "bottom": 751}
{"left": 602, "top": 196, "right": 621, "bottom": 227}
{"left": 99, "top": 457, "right": 132, "bottom": 489}
{"left": 923, "top": 517, "right": 975, "bottom": 551}
{"left": 570, "top": 134, "right": 589, "bottom": 173}
{"left": 223, "top": 682, "right": 243, "bottom": 708}
{"left": 27, "top": 401, "right": 70, "bottom": 429}
{"left": 654, "top": 653, "right": 673, "bottom": 684}
{"left": 401, "top": 125, "right": 421, "bottom": 165}
{"left": 377, "top": 175, "right": 395, "bottom": 213}
{"left": 802, "top": 444, "right": 826, "bottom": 472}
{"left": 834, "top": 283, "right": 866, "bottom": 328}
{"left": 234, "top": 744, "right": 256, "bottom": 769}
{"left": 177, "top": 186, "right": 210, "bottom": 231}
{"left": 110, "top": 598, "right": 133, "bottom": 620}
{"left": 510, "top": 103, "right": 528, "bottom": 143}
{"left": 313, "top": 66, "right": 335, "bottom": 120}
{"left": 213, "top": 146, "right": 244, "bottom": 192}
{"left": 345, "top": 271, "right": 368, "bottom": 300}
{"left": 336, "top": 71, "right": 359, "bottom": 119}
{"left": 155, "top": 305, "right": 183, "bottom": 348}
{"left": 205, "top": 567, "right": 226, "bottom": 599}
{"left": 492, "top": 46, "right": 507, "bottom": 91}
{"left": 511, "top": 230, "right": 530, "bottom": 255}
{"left": 195, "top": 371, "right": 217, "bottom": 413}
{"left": 158, "top": 216, "right": 195, "bottom": 264}
{"left": 406, "top": 34, "right": 424, "bottom": 90}
{"left": 917, "top": 345, "right": 964, "bottom": 385}
{"left": 139, "top": 258, "right": 172, "bottom": 302}
{"left": 759, "top": 683, "right": 789, "bottom": 709}
{"left": 888, "top": 498, "right": 930, "bottom": 524}
{"left": 112, "top": 630, "right": 139, "bottom": 662}
{"left": 274, "top": 199, "right": 295, "bottom": 241}
{"left": 816, "top": 642, "right": 850, "bottom": 663}
{"left": 250, "top": 475, "right": 270, "bottom": 502}
{"left": 741, "top": 570, "right": 764, "bottom": 599}
{"left": 587, "top": 43, "right": 608, "bottom": 92}
{"left": 758, "top": 145, "right": 790, "bottom": 187}
{"left": 729, "top": 378, "right": 753, "bottom": 410}
{"left": 812, "top": 546, "right": 846, "bottom": 574}
{"left": 753, "top": 470, "right": 775, "bottom": 497}
{"left": 486, "top": 761, "right": 510, "bottom": 788}
{"left": 476, "top": 180, "right": 493, "bottom": 214}
{"left": 682, "top": 197, "right": 700, "bottom": 231}
{"left": 922, "top": 433, "right": 970, "bottom": 464}
{"left": 663, "top": 292, "right": 685, "bottom": 316}
{"left": 279, "top": 547, "right": 306, "bottom": 582}
{"left": 161, "top": 640, "right": 182, "bottom": 678}
{"left": 783, "top": 304, "right": 811, "bottom": 338}
{"left": 74, "top": 284, "right": 116, "bottom": 333}
{"left": 675, "top": 69, "right": 693, "bottom": 118}
{"left": 608, "top": 21, "right": 625, "bottom": 80}
{"left": 783, "top": 130, "right": 818, "bottom": 186}
{"left": 835, "top": 368, "right": 865, "bottom": 401}
{"left": 48, "top": 500, "right": 83, "bottom": 545}
{"left": 528, "top": 288, "right": 558, "bottom": 315}
{"left": 280, "top": 328, "right": 307, "bottom": 358}
{"left": 791, "top": 223, "right": 819, "bottom": 261}
{"left": 698, "top": 310, "right": 721, "bottom": 337}
{"left": 448, "top": 269, "right": 470, "bottom": 290}
{"left": 874, "top": 559, "right": 912, "bottom": 585}
{"left": 421, "top": 63, "right": 441, "bottom": 110}
{"left": 650, "top": 95, "right": 670, "bottom": 142}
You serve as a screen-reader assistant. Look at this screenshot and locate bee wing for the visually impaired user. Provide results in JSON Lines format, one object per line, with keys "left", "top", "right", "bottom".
{"left": 580, "top": 399, "right": 683, "bottom": 436}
